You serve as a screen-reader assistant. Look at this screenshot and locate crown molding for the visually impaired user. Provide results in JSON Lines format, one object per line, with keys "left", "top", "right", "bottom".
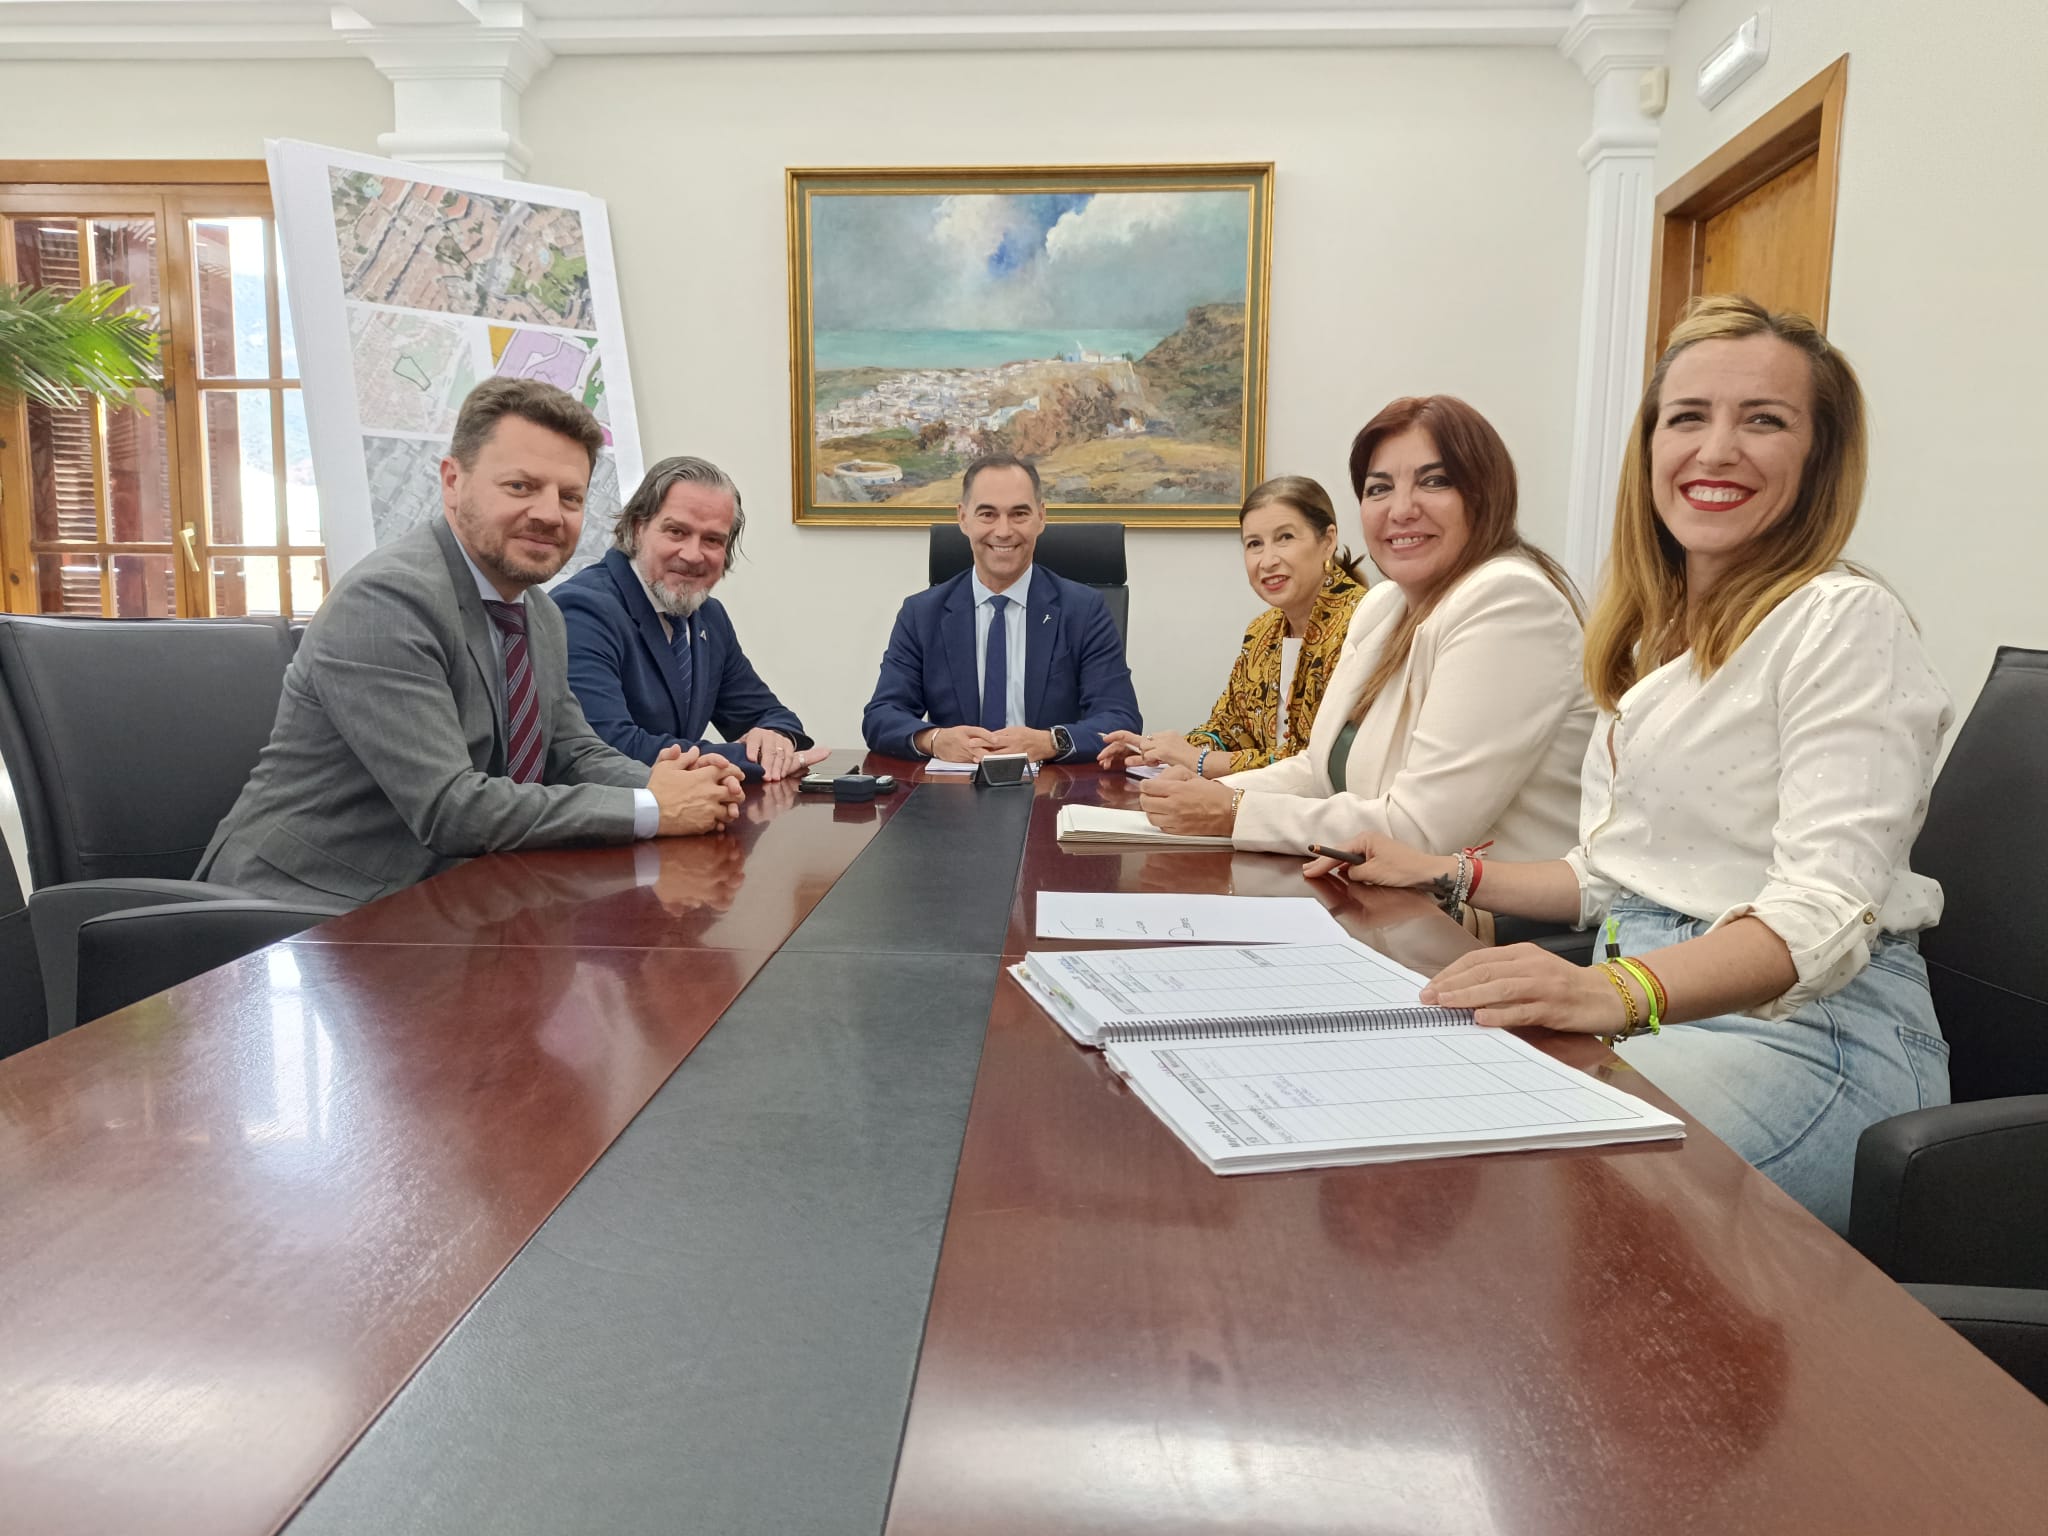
{"left": 1558, "top": 0, "right": 1679, "bottom": 81}
{"left": 532, "top": 9, "right": 1577, "bottom": 55}
{"left": 0, "top": 3, "right": 1593, "bottom": 61}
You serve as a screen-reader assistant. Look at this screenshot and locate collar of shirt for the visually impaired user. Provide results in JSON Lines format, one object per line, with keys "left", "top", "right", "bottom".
{"left": 455, "top": 535, "right": 524, "bottom": 663}
{"left": 969, "top": 565, "right": 1033, "bottom": 611}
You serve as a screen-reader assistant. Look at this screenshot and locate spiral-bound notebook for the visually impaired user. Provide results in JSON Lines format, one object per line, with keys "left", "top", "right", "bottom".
{"left": 1011, "top": 938, "right": 1684, "bottom": 1173}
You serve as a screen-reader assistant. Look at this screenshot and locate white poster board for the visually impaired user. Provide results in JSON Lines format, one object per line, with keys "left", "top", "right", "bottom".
{"left": 266, "top": 138, "right": 643, "bottom": 580}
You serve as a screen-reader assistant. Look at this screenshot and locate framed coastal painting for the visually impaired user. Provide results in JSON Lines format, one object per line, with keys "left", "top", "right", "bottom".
{"left": 786, "top": 164, "right": 1273, "bottom": 526}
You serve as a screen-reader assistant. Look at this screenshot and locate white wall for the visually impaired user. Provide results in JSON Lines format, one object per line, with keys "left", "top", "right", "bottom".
{"left": 1655, "top": 0, "right": 2048, "bottom": 720}
{"left": 0, "top": 60, "right": 389, "bottom": 159}
{"left": 0, "top": 48, "right": 1591, "bottom": 748}
{"left": 521, "top": 47, "right": 1590, "bottom": 745}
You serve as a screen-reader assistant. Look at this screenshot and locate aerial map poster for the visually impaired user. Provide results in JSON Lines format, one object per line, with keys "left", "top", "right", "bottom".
{"left": 267, "top": 139, "right": 642, "bottom": 578}
{"left": 786, "top": 164, "right": 1273, "bottom": 527}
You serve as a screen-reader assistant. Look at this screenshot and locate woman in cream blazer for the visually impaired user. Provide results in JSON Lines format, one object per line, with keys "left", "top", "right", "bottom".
{"left": 1140, "top": 395, "right": 1592, "bottom": 863}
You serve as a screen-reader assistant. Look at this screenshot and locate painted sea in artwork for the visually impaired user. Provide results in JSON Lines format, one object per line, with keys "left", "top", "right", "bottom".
{"left": 807, "top": 188, "right": 1254, "bottom": 506}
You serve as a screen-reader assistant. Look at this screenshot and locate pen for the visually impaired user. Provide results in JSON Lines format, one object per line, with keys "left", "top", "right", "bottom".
{"left": 1307, "top": 843, "right": 1367, "bottom": 865}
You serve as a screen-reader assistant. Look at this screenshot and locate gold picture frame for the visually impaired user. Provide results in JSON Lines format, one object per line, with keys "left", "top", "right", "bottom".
{"left": 786, "top": 163, "right": 1274, "bottom": 527}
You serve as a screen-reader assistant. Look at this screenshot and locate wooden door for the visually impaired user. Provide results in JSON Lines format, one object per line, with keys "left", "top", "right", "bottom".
{"left": 1646, "top": 57, "right": 1848, "bottom": 371}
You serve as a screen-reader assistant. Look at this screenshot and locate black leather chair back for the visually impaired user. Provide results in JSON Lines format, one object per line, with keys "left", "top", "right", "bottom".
{"left": 928, "top": 522, "right": 1130, "bottom": 637}
{"left": 0, "top": 615, "right": 293, "bottom": 887}
{"left": 0, "top": 819, "right": 43, "bottom": 1057}
{"left": 1912, "top": 647, "right": 2048, "bottom": 1103}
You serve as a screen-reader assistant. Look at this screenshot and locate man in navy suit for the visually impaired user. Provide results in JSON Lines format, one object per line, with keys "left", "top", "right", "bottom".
{"left": 863, "top": 454, "right": 1140, "bottom": 763}
{"left": 557, "top": 457, "right": 826, "bottom": 781}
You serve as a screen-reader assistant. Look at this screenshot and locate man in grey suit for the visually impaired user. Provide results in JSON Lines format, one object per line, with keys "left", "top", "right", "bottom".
{"left": 199, "top": 378, "right": 744, "bottom": 907}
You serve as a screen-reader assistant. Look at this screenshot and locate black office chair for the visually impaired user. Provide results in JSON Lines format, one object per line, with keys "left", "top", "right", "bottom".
{"left": 76, "top": 899, "right": 343, "bottom": 1024}
{"left": 928, "top": 522, "right": 1130, "bottom": 638}
{"left": 0, "top": 820, "right": 43, "bottom": 1058}
{"left": 1848, "top": 647, "right": 2048, "bottom": 1403}
{"left": 0, "top": 613, "right": 336, "bottom": 1033}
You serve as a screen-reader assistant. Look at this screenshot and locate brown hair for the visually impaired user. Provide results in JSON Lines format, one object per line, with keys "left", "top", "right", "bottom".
{"left": 449, "top": 377, "right": 605, "bottom": 474}
{"left": 1345, "top": 396, "right": 1580, "bottom": 724}
{"left": 1582, "top": 294, "right": 1868, "bottom": 710}
{"left": 960, "top": 452, "right": 1041, "bottom": 504}
{"left": 1240, "top": 474, "right": 1369, "bottom": 586}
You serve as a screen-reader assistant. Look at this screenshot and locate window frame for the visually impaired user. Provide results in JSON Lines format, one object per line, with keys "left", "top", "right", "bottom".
{"left": 0, "top": 160, "right": 323, "bottom": 619}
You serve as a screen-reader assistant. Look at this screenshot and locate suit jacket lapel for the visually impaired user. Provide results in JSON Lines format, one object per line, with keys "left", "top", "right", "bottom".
{"left": 1023, "top": 566, "right": 1058, "bottom": 723}
{"left": 605, "top": 549, "right": 690, "bottom": 733}
{"left": 431, "top": 518, "right": 508, "bottom": 761}
{"left": 940, "top": 575, "right": 980, "bottom": 726}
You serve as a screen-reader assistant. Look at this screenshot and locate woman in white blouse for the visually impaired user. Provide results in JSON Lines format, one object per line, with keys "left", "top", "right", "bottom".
{"left": 1313, "top": 296, "right": 1953, "bottom": 1232}
{"left": 1138, "top": 394, "right": 1593, "bottom": 865}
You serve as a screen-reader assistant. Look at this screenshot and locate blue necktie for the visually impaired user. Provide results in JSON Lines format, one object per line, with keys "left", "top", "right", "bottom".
{"left": 980, "top": 594, "right": 1010, "bottom": 732}
{"left": 669, "top": 612, "right": 694, "bottom": 732}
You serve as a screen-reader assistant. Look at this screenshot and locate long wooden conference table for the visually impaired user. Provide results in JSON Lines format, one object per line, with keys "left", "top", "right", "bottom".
{"left": 4, "top": 759, "right": 2047, "bottom": 1536}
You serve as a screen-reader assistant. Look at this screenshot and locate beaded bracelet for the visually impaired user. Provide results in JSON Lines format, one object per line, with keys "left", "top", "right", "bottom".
{"left": 1440, "top": 850, "right": 1476, "bottom": 922}
{"left": 1195, "top": 746, "right": 1211, "bottom": 778}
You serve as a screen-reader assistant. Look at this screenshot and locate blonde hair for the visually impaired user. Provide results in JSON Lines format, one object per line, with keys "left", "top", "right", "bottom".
{"left": 1583, "top": 294, "right": 1868, "bottom": 711}
{"left": 1346, "top": 395, "right": 1579, "bottom": 726}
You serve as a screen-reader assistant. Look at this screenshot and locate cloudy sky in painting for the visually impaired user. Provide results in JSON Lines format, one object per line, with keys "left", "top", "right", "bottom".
{"left": 809, "top": 189, "right": 1250, "bottom": 332}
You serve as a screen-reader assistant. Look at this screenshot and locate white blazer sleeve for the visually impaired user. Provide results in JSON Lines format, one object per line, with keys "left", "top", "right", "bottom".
{"left": 1230, "top": 566, "right": 1585, "bottom": 855}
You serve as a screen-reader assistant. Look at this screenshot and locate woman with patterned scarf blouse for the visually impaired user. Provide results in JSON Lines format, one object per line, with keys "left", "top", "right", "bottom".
{"left": 1099, "top": 476, "right": 1368, "bottom": 778}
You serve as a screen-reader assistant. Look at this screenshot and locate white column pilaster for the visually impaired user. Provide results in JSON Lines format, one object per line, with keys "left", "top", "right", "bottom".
{"left": 1558, "top": 1, "right": 1677, "bottom": 593}
{"left": 333, "top": 2, "right": 553, "bottom": 181}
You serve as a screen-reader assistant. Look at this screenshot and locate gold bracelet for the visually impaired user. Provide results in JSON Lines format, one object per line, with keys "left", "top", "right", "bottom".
{"left": 1228, "top": 787, "right": 1244, "bottom": 825}
{"left": 1613, "top": 957, "right": 1666, "bottom": 1032}
{"left": 1613, "top": 962, "right": 1662, "bottom": 1024}
{"left": 1597, "top": 962, "right": 1639, "bottom": 1035}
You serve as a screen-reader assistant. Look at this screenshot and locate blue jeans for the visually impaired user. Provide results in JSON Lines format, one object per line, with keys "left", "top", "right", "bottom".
{"left": 1607, "top": 895, "right": 1951, "bottom": 1234}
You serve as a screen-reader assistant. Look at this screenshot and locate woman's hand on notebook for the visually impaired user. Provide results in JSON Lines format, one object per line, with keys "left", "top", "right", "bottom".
{"left": 1138, "top": 769, "right": 1236, "bottom": 836}
{"left": 1419, "top": 944, "right": 1626, "bottom": 1033}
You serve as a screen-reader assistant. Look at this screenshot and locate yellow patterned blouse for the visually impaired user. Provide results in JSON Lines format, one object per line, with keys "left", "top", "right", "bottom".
{"left": 1186, "top": 562, "right": 1368, "bottom": 773}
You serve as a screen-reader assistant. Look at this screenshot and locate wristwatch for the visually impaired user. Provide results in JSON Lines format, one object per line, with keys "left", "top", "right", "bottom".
{"left": 1049, "top": 725, "right": 1074, "bottom": 761}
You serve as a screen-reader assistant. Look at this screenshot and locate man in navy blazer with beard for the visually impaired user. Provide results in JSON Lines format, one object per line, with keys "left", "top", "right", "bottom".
{"left": 557, "top": 456, "right": 827, "bottom": 782}
{"left": 862, "top": 454, "right": 1140, "bottom": 764}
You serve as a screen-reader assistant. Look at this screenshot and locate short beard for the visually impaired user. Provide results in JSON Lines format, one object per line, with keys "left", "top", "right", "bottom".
{"left": 647, "top": 582, "right": 710, "bottom": 620}
{"left": 453, "top": 494, "right": 569, "bottom": 590}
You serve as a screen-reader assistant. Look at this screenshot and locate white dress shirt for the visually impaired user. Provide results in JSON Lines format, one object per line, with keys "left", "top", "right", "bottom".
{"left": 457, "top": 540, "right": 658, "bottom": 839}
{"left": 1564, "top": 570, "right": 1953, "bottom": 1019}
{"left": 1225, "top": 554, "right": 1593, "bottom": 861}
{"left": 1276, "top": 636, "right": 1303, "bottom": 749}
{"left": 971, "top": 565, "right": 1032, "bottom": 730}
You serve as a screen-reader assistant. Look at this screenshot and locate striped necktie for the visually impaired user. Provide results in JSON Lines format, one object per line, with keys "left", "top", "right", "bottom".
{"left": 484, "top": 600, "right": 545, "bottom": 784}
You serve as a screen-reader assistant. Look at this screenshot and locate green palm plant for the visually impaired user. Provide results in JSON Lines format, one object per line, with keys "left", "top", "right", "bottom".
{"left": 0, "top": 281, "right": 161, "bottom": 408}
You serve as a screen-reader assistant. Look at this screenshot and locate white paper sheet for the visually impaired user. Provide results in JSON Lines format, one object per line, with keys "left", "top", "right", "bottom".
{"left": 1105, "top": 1027, "right": 1686, "bottom": 1173}
{"left": 1035, "top": 892, "right": 1349, "bottom": 945}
